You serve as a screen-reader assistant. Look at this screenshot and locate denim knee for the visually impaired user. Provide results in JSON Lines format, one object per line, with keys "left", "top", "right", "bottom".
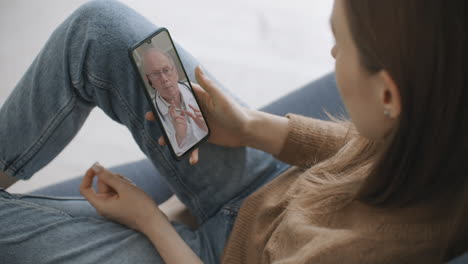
{"left": 63, "top": 0, "right": 156, "bottom": 110}
{"left": 72, "top": 0, "right": 132, "bottom": 29}
{"left": 70, "top": 0, "right": 154, "bottom": 49}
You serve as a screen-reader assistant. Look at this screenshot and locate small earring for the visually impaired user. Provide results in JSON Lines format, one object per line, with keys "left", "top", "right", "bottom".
{"left": 384, "top": 109, "right": 391, "bottom": 118}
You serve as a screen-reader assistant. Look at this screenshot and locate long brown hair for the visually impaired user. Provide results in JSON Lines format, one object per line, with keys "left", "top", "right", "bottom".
{"left": 344, "top": 0, "right": 467, "bottom": 208}
{"left": 344, "top": 1, "right": 467, "bottom": 259}
{"left": 295, "top": 0, "right": 467, "bottom": 259}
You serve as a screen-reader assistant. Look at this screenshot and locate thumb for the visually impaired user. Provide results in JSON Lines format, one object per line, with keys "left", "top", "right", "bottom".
{"left": 191, "top": 83, "right": 212, "bottom": 110}
{"left": 80, "top": 164, "right": 126, "bottom": 207}
{"left": 96, "top": 169, "right": 127, "bottom": 193}
{"left": 195, "top": 66, "right": 221, "bottom": 98}
{"left": 145, "top": 111, "right": 156, "bottom": 121}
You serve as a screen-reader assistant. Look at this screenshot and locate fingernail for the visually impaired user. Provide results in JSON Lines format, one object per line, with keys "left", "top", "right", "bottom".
{"left": 92, "top": 162, "right": 103, "bottom": 173}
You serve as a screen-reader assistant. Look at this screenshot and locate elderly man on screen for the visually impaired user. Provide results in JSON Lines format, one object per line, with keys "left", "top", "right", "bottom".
{"left": 142, "top": 48, "right": 208, "bottom": 155}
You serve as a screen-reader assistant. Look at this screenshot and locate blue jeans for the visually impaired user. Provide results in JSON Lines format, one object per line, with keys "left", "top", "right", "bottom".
{"left": 0, "top": 1, "right": 345, "bottom": 263}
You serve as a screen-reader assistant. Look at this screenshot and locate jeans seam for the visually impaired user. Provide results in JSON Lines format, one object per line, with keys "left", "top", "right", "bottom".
{"left": 82, "top": 67, "right": 207, "bottom": 221}
{"left": 15, "top": 194, "right": 87, "bottom": 201}
{"left": 5, "top": 93, "right": 79, "bottom": 179}
{"left": 0, "top": 196, "right": 72, "bottom": 218}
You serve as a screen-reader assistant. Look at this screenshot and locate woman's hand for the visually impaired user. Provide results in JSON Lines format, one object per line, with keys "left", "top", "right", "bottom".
{"left": 191, "top": 67, "right": 251, "bottom": 147}
{"left": 81, "top": 163, "right": 204, "bottom": 263}
{"left": 80, "top": 163, "right": 162, "bottom": 233}
{"left": 145, "top": 66, "right": 251, "bottom": 164}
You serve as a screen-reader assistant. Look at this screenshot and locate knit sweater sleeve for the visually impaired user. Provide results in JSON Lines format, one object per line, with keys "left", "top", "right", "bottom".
{"left": 275, "top": 113, "right": 354, "bottom": 167}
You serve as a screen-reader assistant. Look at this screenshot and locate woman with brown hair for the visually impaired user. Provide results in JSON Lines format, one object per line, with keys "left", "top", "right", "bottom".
{"left": 0, "top": 0, "right": 466, "bottom": 263}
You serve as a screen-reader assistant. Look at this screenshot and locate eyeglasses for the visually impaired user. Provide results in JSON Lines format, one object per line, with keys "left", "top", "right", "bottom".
{"left": 147, "top": 66, "right": 174, "bottom": 80}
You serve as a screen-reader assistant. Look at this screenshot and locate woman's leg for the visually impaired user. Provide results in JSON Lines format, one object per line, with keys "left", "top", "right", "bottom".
{"left": 0, "top": 0, "right": 280, "bottom": 225}
{"left": 0, "top": 1, "right": 275, "bottom": 262}
{"left": 0, "top": 188, "right": 205, "bottom": 264}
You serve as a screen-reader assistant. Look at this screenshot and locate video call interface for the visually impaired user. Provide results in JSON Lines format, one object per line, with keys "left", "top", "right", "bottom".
{"left": 132, "top": 31, "right": 208, "bottom": 157}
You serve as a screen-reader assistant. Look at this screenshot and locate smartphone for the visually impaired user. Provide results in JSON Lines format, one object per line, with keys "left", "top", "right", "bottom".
{"left": 129, "top": 28, "right": 210, "bottom": 160}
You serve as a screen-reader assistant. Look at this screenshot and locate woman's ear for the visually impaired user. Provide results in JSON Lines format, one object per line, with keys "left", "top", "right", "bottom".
{"left": 378, "top": 71, "right": 402, "bottom": 119}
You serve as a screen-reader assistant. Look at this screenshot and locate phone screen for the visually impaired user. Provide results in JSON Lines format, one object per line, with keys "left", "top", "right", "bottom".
{"left": 129, "top": 28, "right": 209, "bottom": 160}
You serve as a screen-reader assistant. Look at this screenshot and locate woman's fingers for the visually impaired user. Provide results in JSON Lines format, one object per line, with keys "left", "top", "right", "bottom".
{"left": 92, "top": 162, "right": 113, "bottom": 195}
{"left": 190, "top": 83, "right": 211, "bottom": 108}
{"left": 145, "top": 111, "right": 155, "bottom": 121}
{"left": 190, "top": 148, "right": 199, "bottom": 165}
{"left": 94, "top": 167, "right": 127, "bottom": 193}
{"left": 146, "top": 113, "right": 169, "bottom": 147}
{"left": 97, "top": 178, "right": 110, "bottom": 194}
{"left": 80, "top": 167, "right": 97, "bottom": 197}
{"left": 81, "top": 163, "right": 127, "bottom": 204}
{"left": 115, "top": 173, "right": 136, "bottom": 186}
{"left": 195, "top": 66, "right": 221, "bottom": 98}
{"left": 158, "top": 136, "right": 166, "bottom": 146}
{"left": 80, "top": 167, "right": 101, "bottom": 207}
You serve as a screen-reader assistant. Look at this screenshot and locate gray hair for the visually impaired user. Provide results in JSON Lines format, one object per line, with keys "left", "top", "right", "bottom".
{"left": 141, "top": 47, "right": 175, "bottom": 74}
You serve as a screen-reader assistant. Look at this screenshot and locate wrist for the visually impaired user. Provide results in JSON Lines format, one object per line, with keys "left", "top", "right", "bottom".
{"left": 239, "top": 109, "right": 289, "bottom": 155}
{"left": 241, "top": 109, "right": 261, "bottom": 148}
{"left": 138, "top": 206, "right": 167, "bottom": 234}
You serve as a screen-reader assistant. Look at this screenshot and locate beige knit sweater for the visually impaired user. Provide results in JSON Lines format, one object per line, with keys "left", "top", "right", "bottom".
{"left": 221, "top": 114, "right": 462, "bottom": 264}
